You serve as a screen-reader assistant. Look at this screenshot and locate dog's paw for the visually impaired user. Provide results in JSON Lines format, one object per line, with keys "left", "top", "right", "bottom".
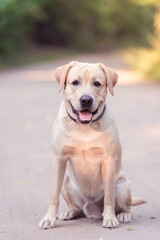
{"left": 38, "top": 217, "right": 56, "bottom": 229}
{"left": 117, "top": 212, "right": 131, "bottom": 223}
{"left": 59, "top": 209, "right": 81, "bottom": 221}
{"left": 102, "top": 217, "right": 119, "bottom": 228}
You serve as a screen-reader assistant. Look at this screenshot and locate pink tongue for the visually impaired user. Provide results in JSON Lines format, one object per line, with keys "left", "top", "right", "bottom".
{"left": 79, "top": 111, "right": 92, "bottom": 121}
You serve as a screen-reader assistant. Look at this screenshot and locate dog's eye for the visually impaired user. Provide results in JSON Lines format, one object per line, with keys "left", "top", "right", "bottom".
{"left": 93, "top": 81, "right": 101, "bottom": 87}
{"left": 72, "top": 80, "right": 79, "bottom": 86}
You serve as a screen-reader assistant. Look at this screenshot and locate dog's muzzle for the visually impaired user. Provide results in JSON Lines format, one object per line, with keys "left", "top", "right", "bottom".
{"left": 66, "top": 101, "right": 105, "bottom": 124}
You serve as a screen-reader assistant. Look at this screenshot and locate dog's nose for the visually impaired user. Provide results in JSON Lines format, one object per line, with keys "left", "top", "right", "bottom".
{"left": 80, "top": 95, "right": 93, "bottom": 108}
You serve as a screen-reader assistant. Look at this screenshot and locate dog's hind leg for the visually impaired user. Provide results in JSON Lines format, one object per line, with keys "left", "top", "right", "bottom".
{"left": 115, "top": 177, "right": 132, "bottom": 223}
{"left": 59, "top": 176, "right": 83, "bottom": 220}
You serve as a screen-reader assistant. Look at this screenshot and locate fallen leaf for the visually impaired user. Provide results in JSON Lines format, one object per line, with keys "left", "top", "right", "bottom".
{"left": 36, "top": 166, "right": 43, "bottom": 172}
{"left": 61, "top": 228, "right": 69, "bottom": 231}
{"left": 84, "top": 227, "right": 88, "bottom": 231}
{"left": 44, "top": 114, "right": 53, "bottom": 123}
{"left": 17, "top": 181, "right": 25, "bottom": 186}
{"left": 25, "top": 120, "right": 33, "bottom": 128}
{"left": 23, "top": 168, "right": 29, "bottom": 172}
{"left": 127, "top": 228, "right": 134, "bottom": 231}
{"left": 42, "top": 143, "right": 49, "bottom": 150}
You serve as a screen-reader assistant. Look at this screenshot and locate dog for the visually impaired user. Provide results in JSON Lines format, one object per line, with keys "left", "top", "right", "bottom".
{"left": 39, "top": 61, "right": 145, "bottom": 229}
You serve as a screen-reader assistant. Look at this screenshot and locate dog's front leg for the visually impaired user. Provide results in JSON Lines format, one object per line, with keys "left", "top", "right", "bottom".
{"left": 101, "top": 156, "right": 119, "bottom": 228}
{"left": 39, "top": 157, "right": 66, "bottom": 229}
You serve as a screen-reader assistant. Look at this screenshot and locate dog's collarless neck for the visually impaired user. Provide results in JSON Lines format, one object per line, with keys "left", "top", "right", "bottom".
{"left": 65, "top": 104, "right": 106, "bottom": 124}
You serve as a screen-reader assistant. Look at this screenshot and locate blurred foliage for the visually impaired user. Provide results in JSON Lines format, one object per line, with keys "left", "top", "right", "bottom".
{"left": 0, "top": 0, "right": 156, "bottom": 55}
{"left": 0, "top": 47, "right": 76, "bottom": 68}
{"left": 126, "top": 1, "right": 160, "bottom": 80}
{"left": 0, "top": 0, "right": 46, "bottom": 54}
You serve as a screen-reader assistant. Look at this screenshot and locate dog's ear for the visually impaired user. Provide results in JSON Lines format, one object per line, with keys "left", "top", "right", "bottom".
{"left": 55, "top": 61, "right": 77, "bottom": 92}
{"left": 99, "top": 63, "right": 118, "bottom": 96}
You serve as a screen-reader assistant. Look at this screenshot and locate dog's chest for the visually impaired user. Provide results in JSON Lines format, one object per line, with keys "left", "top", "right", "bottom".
{"left": 62, "top": 140, "right": 104, "bottom": 162}
{"left": 65, "top": 145, "right": 104, "bottom": 197}
{"left": 60, "top": 126, "right": 114, "bottom": 198}
{"left": 63, "top": 144, "right": 103, "bottom": 178}
{"left": 61, "top": 127, "right": 112, "bottom": 166}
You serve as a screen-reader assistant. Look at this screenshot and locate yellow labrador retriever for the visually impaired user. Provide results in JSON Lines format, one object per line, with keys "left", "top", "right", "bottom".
{"left": 39, "top": 61, "right": 144, "bottom": 229}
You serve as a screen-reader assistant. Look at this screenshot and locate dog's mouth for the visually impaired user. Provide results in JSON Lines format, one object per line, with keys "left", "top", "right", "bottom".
{"left": 69, "top": 101, "right": 98, "bottom": 124}
{"left": 78, "top": 110, "right": 92, "bottom": 123}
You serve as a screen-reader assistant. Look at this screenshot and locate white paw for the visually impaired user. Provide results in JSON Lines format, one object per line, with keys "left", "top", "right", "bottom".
{"left": 59, "top": 209, "right": 79, "bottom": 220}
{"left": 102, "top": 217, "right": 119, "bottom": 228}
{"left": 117, "top": 212, "right": 131, "bottom": 223}
{"left": 39, "top": 217, "right": 56, "bottom": 229}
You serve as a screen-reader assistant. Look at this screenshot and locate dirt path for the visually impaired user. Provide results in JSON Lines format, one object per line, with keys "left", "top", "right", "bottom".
{"left": 0, "top": 52, "right": 160, "bottom": 240}
{"left": 0, "top": 52, "right": 143, "bottom": 84}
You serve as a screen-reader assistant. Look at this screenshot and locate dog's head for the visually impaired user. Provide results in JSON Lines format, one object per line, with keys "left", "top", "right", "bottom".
{"left": 55, "top": 61, "right": 118, "bottom": 124}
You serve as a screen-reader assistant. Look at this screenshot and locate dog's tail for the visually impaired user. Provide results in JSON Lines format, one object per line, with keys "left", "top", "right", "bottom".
{"left": 83, "top": 198, "right": 146, "bottom": 217}
{"left": 132, "top": 197, "right": 146, "bottom": 206}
